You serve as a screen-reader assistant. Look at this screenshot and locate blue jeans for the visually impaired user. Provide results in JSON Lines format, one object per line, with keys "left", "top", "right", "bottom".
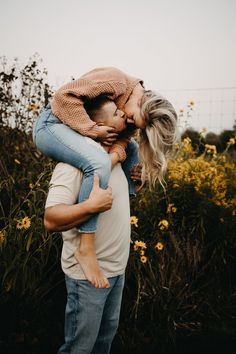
{"left": 33, "top": 106, "right": 139, "bottom": 232}
{"left": 58, "top": 274, "right": 125, "bottom": 354}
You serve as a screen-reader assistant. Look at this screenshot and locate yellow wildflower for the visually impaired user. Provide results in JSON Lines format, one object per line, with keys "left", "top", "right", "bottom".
{"left": 201, "top": 127, "right": 208, "bottom": 134}
{"left": 158, "top": 220, "right": 169, "bottom": 231}
{"left": 227, "top": 138, "right": 235, "bottom": 146}
{"left": 27, "top": 103, "right": 40, "bottom": 111}
{"left": 134, "top": 240, "right": 147, "bottom": 249}
{"left": 133, "top": 244, "right": 139, "bottom": 251}
{"left": 0, "top": 231, "right": 5, "bottom": 243}
{"left": 167, "top": 203, "right": 177, "bottom": 213}
{"left": 16, "top": 216, "right": 31, "bottom": 230}
{"left": 168, "top": 155, "right": 236, "bottom": 209}
{"left": 29, "top": 183, "right": 34, "bottom": 189}
{"left": 16, "top": 221, "right": 23, "bottom": 229}
{"left": 22, "top": 216, "right": 31, "bottom": 229}
{"left": 14, "top": 159, "right": 21, "bottom": 165}
{"left": 140, "top": 250, "right": 145, "bottom": 256}
{"left": 140, "top": 255, "right": 147, "bottom": 264}
{"left": 182, "top": 137, "right": 194, "bottom": 154}
{"left": 219, "top": 155, "right": 226, "bottom": 163}
{"left": 189, "top": 100, "right": 195, "bottom": 106}
{"left": 183, "top": 137, "right": 192, "bottom": 144}
{"left": 130, "top": 216, "right": 138, "bottom": 227}
{"left": 205, "top": 144, "right": 217, "bottom": 157}
{"left": 155, "top": 242, "right": 164, "bottom": 251}
{"left": 15, "top": 145, "right": 20, "bottom": 151}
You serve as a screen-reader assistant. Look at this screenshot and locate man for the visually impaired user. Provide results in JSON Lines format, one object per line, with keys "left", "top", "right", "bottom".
{"left": 44, "top": 99, "right": 140, "bottom": 353}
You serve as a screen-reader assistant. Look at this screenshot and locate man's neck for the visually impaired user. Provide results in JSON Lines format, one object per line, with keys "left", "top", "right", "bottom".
{"left": 101, "top": 144, "right": 110, "bottom": 152}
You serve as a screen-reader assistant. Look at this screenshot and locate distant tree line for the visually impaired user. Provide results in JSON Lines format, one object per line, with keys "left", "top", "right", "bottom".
{"left": 181, "top": 126, "right": 236, "bottom": 155}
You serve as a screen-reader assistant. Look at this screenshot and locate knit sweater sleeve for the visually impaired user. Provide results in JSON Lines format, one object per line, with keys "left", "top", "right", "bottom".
{"left": 51, "top": 68, "right": 130, "bottom": 138}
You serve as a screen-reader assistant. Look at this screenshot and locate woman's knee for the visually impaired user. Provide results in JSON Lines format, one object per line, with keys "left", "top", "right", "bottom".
{"left": 89, "top": 153, "right": 111, "bottom": 176}
{"left": 85, "top": 154, "right": 111, "bottom": 188}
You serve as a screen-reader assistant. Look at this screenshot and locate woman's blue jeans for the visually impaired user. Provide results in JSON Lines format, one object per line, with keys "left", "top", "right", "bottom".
{"left": 58, "top": 274, "right": 125, "bottom": 354}
{"left": 33, "top": 105, "right": 139, "bottom": 233}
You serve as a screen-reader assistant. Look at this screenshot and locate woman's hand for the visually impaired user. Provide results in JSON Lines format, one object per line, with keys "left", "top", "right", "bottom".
{"left": 130, "top": 164, "right": 145, "bottom": 192}
{"left": 97, "top": 125, "right": 118, "bottom": 146}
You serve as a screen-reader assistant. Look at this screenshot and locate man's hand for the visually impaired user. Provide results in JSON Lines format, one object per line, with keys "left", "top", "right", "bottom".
{"left": 88, "top": 175, "right": 113, "bottom": 213}
{"left": 97, "top": 125, "right": 118, "bottom": 146}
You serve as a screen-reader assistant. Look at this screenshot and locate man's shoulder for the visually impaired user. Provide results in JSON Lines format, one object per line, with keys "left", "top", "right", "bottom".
{"left": 51, "top": 163, "right": 82, "bottom": 186}
{"left": 53, "top": 162, "right": 80, "bottom": 175}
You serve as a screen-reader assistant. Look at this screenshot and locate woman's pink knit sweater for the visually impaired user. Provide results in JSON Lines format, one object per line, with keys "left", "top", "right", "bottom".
{"left": 51, "top": 67, "right": 142, "bottom": 139}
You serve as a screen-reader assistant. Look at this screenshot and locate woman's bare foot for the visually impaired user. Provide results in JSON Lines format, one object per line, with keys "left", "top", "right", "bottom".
{"left": 74, "top": 245, "right": 110, "bottom": 289}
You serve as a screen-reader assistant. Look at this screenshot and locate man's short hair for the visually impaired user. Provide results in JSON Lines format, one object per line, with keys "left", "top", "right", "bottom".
{"left": 84, "top": 96, "right": 112, "bottom": 121}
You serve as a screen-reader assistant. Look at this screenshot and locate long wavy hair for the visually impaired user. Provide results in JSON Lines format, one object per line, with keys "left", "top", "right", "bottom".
{"left": 139, "top": 90, "right": 178, "bottom": 189}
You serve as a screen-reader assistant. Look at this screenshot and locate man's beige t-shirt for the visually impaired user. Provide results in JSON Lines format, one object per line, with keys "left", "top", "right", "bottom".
{"left": 45, "top": 159, "right": 131, "bottom": 280}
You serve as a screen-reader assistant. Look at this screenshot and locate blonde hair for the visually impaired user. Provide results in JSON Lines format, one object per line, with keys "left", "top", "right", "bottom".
{"left": 139, "top": 90, "right": 178, "bottom": 189}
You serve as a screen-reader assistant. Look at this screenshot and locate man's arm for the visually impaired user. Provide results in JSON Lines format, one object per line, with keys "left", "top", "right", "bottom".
{"left": 44, "top": 174, "right": 113, "bottom": 232}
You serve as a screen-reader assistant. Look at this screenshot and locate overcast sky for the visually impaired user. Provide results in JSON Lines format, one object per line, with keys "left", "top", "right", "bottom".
{"left": 1, "top": 0, "right": 236, "bottom": 132}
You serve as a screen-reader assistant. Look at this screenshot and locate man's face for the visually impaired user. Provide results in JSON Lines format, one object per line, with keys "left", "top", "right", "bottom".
{"left": 99, "top": 102, "right": 127, "bottom": 133}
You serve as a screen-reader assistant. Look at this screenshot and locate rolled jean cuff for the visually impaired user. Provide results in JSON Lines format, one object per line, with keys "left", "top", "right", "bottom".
{"left": 77, "top": 211, "right": 99, "bottom": 233}
{"left": 77, "top": 229, "right": 96, "bottom": 234}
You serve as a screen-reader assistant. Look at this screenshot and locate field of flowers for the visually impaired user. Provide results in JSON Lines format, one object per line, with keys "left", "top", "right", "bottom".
{"left": 0, "top": 56, "right": 236, "bottom": 354}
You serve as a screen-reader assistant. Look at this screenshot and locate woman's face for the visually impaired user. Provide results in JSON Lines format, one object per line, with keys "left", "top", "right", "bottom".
{"left": 124, "top": 85, "right": 146, "bottom": 129}
{"left": 124, "top": 97, "right": 146, "bottom": 129}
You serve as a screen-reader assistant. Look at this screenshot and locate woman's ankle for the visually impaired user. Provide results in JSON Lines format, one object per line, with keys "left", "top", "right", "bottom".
{"left": 79, "top": 232, "right": 96, "bottom": 253}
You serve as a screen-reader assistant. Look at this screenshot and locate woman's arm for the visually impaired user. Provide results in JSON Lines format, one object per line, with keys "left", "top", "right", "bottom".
{"left": 50, "top": 68, "right": 131, "bottom": 138}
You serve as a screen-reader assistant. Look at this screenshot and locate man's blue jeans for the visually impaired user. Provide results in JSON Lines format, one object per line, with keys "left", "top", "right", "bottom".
{"left": 58, "top": 274, "right": 125, "bottom": 354}
{"left": 32, "top": 106, "right": 139, "bottom": 233}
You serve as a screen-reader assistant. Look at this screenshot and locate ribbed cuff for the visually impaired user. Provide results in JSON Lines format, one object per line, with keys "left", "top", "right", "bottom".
{"left": 109, "top": 144, "right": 127, "bottom": 162}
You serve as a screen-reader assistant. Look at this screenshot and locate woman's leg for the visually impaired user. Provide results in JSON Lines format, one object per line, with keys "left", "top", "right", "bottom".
{"left": 34, "top": 106, "right": 111, "bottom": 231}
{"left": 34, "top": 106, "right": 111, "bottom": 288}
{"left": 122, "top": 138, "right": 140, "bottom": 196}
